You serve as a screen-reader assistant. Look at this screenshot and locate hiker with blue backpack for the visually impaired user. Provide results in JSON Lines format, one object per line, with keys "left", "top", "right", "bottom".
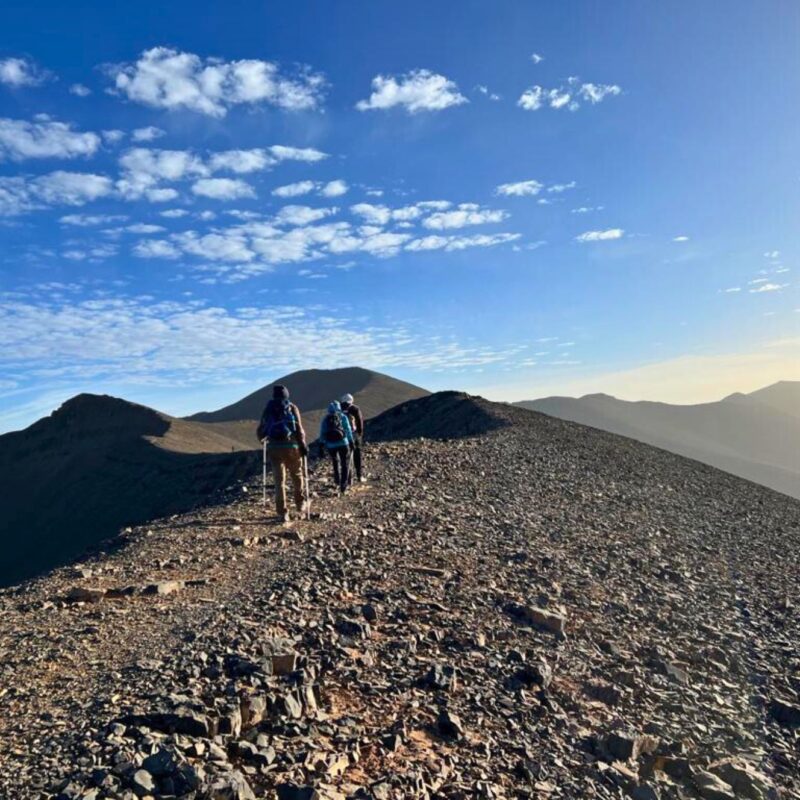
{"left": 257, "top": 385, "right": 309, "bottom": 523}
{"left": 319, "top": 400, "right": 355, "bottom": 495}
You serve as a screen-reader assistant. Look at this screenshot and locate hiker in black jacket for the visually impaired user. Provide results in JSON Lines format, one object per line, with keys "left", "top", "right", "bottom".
{"left": 340, "top": 393, "right": 365, "bottom": 483}
{"left": 257, "top": 385, "right": 308, "bottom": 522}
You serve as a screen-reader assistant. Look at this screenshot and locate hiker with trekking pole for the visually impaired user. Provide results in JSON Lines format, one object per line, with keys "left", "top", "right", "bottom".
{"left": 340, "top": 392, "right": 366, "bottom": 484}
{"left": 319, "top": 400, "right": 355, "bottom": 495}
{"left": 257, "top": 385, "right": 310, "bottom": 523}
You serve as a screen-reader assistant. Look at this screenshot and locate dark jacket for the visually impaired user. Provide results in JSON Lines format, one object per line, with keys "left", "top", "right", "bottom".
{"left": 341, "top": 401, "right": 364, "bottom": 437}
{"left": 258, "top": 399, "right": 307, "bottom": 449}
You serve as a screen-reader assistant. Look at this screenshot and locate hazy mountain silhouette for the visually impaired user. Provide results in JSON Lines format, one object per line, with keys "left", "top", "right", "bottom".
{"left": 517, "top": 381, "right": 800, "bottom": 500}
{"left": 0, "top": 394, "right": 257, "bottom": 587}
{"left": 187, "top": 367, "right": 429, "bottom": 435}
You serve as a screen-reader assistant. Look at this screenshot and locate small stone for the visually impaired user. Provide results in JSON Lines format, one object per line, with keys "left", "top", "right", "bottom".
{"left": 693, "top": 770, "right": 736, "bottom": 800}
{"left": 142, "top": 580, "right": 183, "bottom": 596}
{"left": 65, "top": 587, "right": 106, "bottom": 603}
{"left": 436, "top": 708, "right": 464, "bottom": 739}
{"left": 131, "top": 769, "right": 155, "bottom": 797}
{"left": 768, "top": 697, "right": 800, "bottom": 728}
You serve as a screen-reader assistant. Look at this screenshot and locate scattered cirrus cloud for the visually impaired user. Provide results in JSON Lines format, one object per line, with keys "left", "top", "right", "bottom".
{"left": 0, "top": 57, "right": 50, "bottom": 88}
{"left": 356, "top": 69, "right": 467, "bottom": 113}
{"left": 0, "top": 118, "right": 101, "bottom": 161}
{"left": 106, "top": 47, "right": 326, "bottom": 117}
{"left": 131, "top": 126, "right": 165, "bottom": 143}
{"left": 518, "top": 78, "right": 621, "bottom": 111}
{"left": 531, "top": 53, "right": 544, "bottom": 64}
{"left": 272, "top": 179, "right": 349, "bottom": 198}
{"left": 272, "top": 180, "right": 317, "bottom": 198}
{"left": 575, "top": 228, "right": 624, "bottom": 242}
{"left": 69, "top": 83, "right": 92, "bottom": 97}
{"left": 423, "top": 204, "right": 507, "bottom": 230}
{"left": 749, "top": 282, "right": 786, "bottom": 293}
{"left": 191, "top": 177, "right": 255, "bottom": 200}
{"left": 0, "top": 171, "right": 114, "bottom": 215}
{"left": 496, "top": 179, "right": 543, "bottom": 197}
{"left": 673, "top": 235, "right": 690, "bottom": 242}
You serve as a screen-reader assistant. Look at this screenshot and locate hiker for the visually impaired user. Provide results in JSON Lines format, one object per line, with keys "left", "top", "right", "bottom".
{"left": 319, "top": 400, "right": 355, "bottom": 494}
{"left": 257, "top": 385, "right": 308, "bottom": 523}
{"left": 340, "top": 393, "right": 366, "bottom": 483}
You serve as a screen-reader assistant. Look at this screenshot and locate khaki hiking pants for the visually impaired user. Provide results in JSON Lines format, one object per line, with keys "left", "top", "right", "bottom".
{"left": 268, "top": 447, "right": 304, "bottom": 515}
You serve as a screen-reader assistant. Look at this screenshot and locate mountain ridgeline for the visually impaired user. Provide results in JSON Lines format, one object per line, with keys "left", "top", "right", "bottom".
{"left": 0, "top": 368, "right": 428, "bottom": 586}
{"left": 517, "top": 380, "right": 800, "bottom": 501}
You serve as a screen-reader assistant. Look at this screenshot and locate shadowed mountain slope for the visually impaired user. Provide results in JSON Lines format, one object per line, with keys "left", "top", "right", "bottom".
{"left": 517, "top": 381, "right": 800, "bottom": 500}
{"left": 0, "top": 394, "right": 257, "bottom": 586}
{"left": 186, "top": 367, "right": 429, "bottom": 433}
{"left": 368, "top": 391, "right": 509, "bottom": 441}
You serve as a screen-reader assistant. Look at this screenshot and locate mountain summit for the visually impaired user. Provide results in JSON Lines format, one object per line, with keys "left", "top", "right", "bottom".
{"left": 186, "top": 367, "right": 429, "bottom": 428}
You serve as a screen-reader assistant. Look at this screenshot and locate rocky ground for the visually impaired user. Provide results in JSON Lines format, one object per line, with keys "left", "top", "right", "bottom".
{"left": 0, "top": 393, "right": 797, "bottom": 800}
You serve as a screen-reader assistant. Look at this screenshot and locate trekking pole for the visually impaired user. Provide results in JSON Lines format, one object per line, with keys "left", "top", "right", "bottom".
{"left": 262, "top": 439, "right": 267, "bottom": 507}
{"left": 303, "top": 455, "right": 311, "bottom": 520}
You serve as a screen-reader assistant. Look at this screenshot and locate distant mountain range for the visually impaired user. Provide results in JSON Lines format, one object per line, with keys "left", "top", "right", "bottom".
{"left": 0, "top": 367, "right": 428, "bottom": 585}
{"left": 517, "top": 381, "right": 800, "bottom": 500}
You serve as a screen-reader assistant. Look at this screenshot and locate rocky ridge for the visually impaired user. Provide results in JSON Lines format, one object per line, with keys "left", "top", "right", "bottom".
{"left": 0, "top": 394, "right": 797, "bottom": 799}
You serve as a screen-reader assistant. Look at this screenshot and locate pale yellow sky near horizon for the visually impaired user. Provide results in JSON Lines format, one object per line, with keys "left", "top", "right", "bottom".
{"left": 471, "top": 338, "right": 800, "bottom": 405}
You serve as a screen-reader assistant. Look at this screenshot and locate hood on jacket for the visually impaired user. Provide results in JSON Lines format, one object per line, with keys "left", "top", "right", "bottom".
{"left": 273, "top": 384, "right": 289, "bottom": 400}
{"left": 328, "top": 400, "right": 341, "bottom": 414}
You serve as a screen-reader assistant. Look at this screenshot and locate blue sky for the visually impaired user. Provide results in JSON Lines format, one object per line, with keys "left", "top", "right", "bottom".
{"left": 1, "top": 1, "right": 799, "bottom": 432}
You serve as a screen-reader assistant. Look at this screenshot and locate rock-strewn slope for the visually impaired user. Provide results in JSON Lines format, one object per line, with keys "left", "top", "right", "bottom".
{"left": 0, "top": 394, "right": 798, "bottom": 800}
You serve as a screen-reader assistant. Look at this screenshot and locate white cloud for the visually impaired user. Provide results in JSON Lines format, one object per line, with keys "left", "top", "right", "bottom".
{"left": 356, "top": 69, "right": 467, "bottom": 113}
{"left": 518, "top": 79, "right": 621, "bottom": 112}
{"left": 0, "top": 118, "right": 101, "bottom": 161}
{"left": 517, "top": 86, "right": 543, "bottom": 111}
{"left": 0, "top": 57, "right": 49, "bottom": 88}
{"left": 579, "top": 83, "right": 622, "bottom": 104}
{"left": 272, "top": 180, "right": 316, "bottom": 198}
{"left": 475, "top": 85, "right": 501, "bottom": 101}
{"left": 174, "top": 230, "right": 254, "bottom": 262}
{"left": 191, "top": 177, "right": 255, "bottom": 200}
{"left": 350, "top": 202, "right": 391, "bottom": 225}
{"left": 60, "top": 213, "right": 128, "bottom": 226}
{"left": 102, "top": 129, "right": 125, "bottom": 144}
{"left": 673, "top": 235, "right": 690, "bottom": 242}
{"left": 69, "top": 83, "right": 92, "bottom": 97}
{"left": 723, "top": 287, "right": 741, "bottom": 293}
{"left": 575, "top": 228, "right": 624, "bottom": 242}
{"left": 124, "top": 223, "right": 166, "bottom": 234}
{"left": 406, "top": 232, "right": 520, "bottom": 252}
{"left": 319, "top": 179, "right": 348, "bottom": 198}
{"left": 423, "top": 205, "right": 507, "bottom": 230}
{"left": 274, "top": 205, "right": 336, "bottom": 226}
{"left": 547, "top": 181, "right": 576, "bottom": 193}
{"left": 749, "top": 282, "right": 786, "bottom": 293}
{"left": 117, "top": 147, "right": 207, "bottom": 199}
{"left": 268, "top": 145, "right": 327, "bottom": 163}
{"left": 133, "top": 239, "right": 181, "bottom": 259}
{"left": 108, "top": 47, "right": 325, "bottom": 117}
{"left": 159, "top": 208, "right": 189, "bottom": 218}
{"left": 531, "top": 53, "right": 544, "bottom": 64}
{"left": 208, "top": 149, "right": 271, "bottom": 173}
{"left": 131, "top": 126, "right": 165, "bottom": 142}
{"left": 496, "top": 179, "right": 543, "bottom": 197}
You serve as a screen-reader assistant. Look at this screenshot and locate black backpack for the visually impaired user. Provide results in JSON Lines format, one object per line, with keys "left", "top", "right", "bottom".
{"left": 261, "top": 399, "right": 296, "bottom": 442}
{"left": 324, "top": 412, "right": 346, "bottom": 443}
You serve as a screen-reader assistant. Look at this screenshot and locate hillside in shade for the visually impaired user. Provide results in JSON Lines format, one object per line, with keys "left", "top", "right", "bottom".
{"left": 0, "top": 393, "right": 257, "bottom": 587}
{"left": 517, "top": 380, "right": 800, "bottom": 500}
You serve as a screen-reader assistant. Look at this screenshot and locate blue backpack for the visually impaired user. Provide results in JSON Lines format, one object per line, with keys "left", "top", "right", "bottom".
{"left": 262, "top": 399, "right": 297, "bottom": 442}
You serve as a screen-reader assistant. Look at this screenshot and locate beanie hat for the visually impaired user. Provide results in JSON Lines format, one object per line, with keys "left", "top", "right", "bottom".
{"left": 273, "top": 384, "right": 289, "bottom": 400}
